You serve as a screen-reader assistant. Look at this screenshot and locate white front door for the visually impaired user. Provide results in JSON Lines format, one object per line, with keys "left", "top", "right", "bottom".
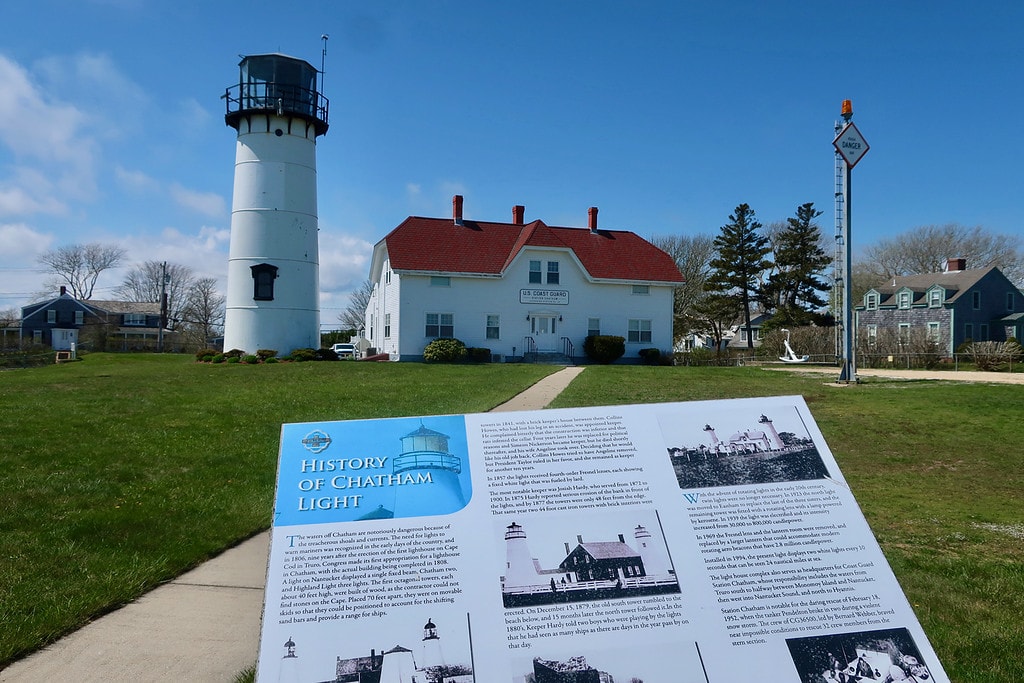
{"left": 530, "top": 315, "right": 559, "bottom": 352}
{"left": 53, "top": 328, "right": 78, "bottom": 351}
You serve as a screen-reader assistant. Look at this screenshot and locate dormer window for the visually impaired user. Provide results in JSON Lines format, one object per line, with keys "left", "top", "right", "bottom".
{"left": 865, "top": 293, "right": 879, "bottom": 310}
{"left": 928, "top": 289, "right": 943, "bottom": 308}
{"left": 251, "top": 263, "right": 278, "bottom": 301}
{"left": 897, "top": 291, "right": 911, "bottom": 309}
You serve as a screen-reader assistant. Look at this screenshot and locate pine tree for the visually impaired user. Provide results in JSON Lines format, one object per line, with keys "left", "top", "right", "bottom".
{"left": 765, "top": 202, "right": 831, "bottom": 327}
{"left": 706, "top": 204, "right": 773, "bottom": 349}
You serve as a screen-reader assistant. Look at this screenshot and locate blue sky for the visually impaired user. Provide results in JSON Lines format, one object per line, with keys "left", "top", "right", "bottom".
{"left": 2, "top": 1, "right": 1021, "bottom": 320}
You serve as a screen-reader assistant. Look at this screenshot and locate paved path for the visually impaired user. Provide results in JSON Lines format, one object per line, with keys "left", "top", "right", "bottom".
{"left": 764, "top": 364, "right": 1024, "bottom": 385}
{"left": 0, "top": 366, "right": 586, "bottom": 683}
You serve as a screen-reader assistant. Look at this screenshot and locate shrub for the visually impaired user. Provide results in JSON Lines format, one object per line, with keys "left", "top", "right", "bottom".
{"left": 314, "top": 348, "right": 338, "bottom": 361}
{"left": 466, "top": 347, "right": 492, "bottom": 363}
{"left": 256, "top": 349, "right": 278, "bottom": 361}
{"left": 638, "top": 348, "right": 673, "bottom": 365}
{"left": 290, "top": 348, "right": 317, "bottom": 362}
{"left": 583, "top": 335, "right": 625, "bottom": 364}
{"left": 226, "top": 356, "right": 240, "bottom": 364}
{"left": 423, "top": 338, "right": 468, "bottom": 363}
{"left": 264, "top": 357, "right": 279, "bottom": 364}
{"left": 195, "top": 348, "right": 220, "bottom": 361}
{"left": 240, "top": 355, "right": 259, "bottom": 364}
{"left": 223, "top": 348, "right": 245, "bottom": 359}
{"left": 968, "top": 341, "right": 1023, "bottom": 371}
{"left": 211, "top": 354, "right": 225, "bottom": 364}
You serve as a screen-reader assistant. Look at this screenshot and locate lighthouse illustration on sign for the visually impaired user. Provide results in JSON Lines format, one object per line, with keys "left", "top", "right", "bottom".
{"left": 222, "top": 52, "right": 329, "bottom": 354}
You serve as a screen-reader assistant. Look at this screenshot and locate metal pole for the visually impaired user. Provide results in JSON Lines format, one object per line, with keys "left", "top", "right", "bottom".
{"left": 838, "top": 165, "right": 856, "bottom": 382}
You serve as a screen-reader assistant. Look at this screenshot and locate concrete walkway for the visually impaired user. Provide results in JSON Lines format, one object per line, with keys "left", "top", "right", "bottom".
{"left": 764, "top": 364, "right": 1024, "bottom": 385}
{"left": 0, "top": 366, "right": 586, "bottom": 683}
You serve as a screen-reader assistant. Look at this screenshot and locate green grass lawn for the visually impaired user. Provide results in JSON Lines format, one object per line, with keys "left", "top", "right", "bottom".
{"left": 2, "top": 357, "right": 1021, "bottom": 682}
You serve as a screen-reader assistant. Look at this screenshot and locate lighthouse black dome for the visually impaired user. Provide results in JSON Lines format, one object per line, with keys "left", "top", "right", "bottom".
{"left": 224, "top": 53, "right": 329, "bottom": 136}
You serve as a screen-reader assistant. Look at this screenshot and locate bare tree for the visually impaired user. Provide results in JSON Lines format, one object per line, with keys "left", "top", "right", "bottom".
{"left": 37, "top": 243, "right": 127, "bottom": 299}
{"left": 859, "top": 223, "right": 1023, "bottom": 286}
{"left": 338, "top": 279, "right": 373, "bottom": 331}
{"left": 178, "top": 277, "right": 225, "bottom": 349}
{"left": 650, "top": 234, "right": 715, "bottom": 343}
{"left": 115, "top": 261, "right": 196, "bottom": 330}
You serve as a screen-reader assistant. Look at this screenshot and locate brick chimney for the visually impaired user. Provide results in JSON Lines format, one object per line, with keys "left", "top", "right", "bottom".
{"left": 60, "top": 285, "right": 67, "bottom": 296}
{"left": 452, "top": 194, "right": 464, "bottom": 225}
{"left": 588, "top": 206, "right": 599, "bottom": 233}
{"left": 512, "top": 205, "right": 525, "bottom": 225}
{"left": 946, "top": 257, "right": 966, "bottom": 272}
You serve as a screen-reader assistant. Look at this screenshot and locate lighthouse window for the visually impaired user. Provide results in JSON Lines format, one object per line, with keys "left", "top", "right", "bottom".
{"left": 250, "top": 263, "right": 279, "bottom": 301}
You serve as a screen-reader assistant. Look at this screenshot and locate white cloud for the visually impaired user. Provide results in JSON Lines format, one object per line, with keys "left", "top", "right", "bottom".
{"left": 114, "top": 165, "right": 159, "bottom": 192}
{"left": 169, "top": 183, "right": 227, "bottom": 218}
{"left": 318, "top": 231, "right": 373, "bottom": 294}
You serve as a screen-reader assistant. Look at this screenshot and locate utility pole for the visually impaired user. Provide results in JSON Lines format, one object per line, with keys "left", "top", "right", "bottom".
{"left": 158, "top": 261, "right": 168, "bottom": 353}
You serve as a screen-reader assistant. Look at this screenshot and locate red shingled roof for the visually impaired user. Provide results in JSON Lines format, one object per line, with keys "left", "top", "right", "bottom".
{"left": 383, "top": 216, "right": 683, "bottom": 283}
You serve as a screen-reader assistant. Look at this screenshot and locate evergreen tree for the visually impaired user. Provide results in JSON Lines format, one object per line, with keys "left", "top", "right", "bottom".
{"left": 763, "top": 202, "right": 831, "bottom": 327}
{"left": 706, "top": 204, "right": 772, "bottom": 349}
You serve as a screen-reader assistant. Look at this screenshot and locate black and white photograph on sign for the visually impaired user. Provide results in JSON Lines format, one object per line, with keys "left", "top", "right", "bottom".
{"left": 786, "top": 627, "right": 933, "bottom": 683}
{"left": 264, "top": 611, "right": 475, "bottom": 683}
{"left": 511, "top": 642, "right": 703, "bottom": 683}
{"left": 499, "top": 509, "right": 679, "bottom": 608}
{"left": 658, "top": 405, "right": 829, "bottom": 489}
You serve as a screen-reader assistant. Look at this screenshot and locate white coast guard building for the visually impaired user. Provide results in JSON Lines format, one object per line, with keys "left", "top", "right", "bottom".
{"left": 363, "top": 196, "right": 683, "bottom": 362}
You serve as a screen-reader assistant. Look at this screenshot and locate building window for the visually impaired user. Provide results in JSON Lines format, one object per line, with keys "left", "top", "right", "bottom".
{"left": 980, "top": 323, "right": 989, "bottom": 341}
{"left": 628, "top": 319, "right": 652, "bottom": 343}
{"left": 588, "top": 318, "right": 600, "bottom": 337}
{"left": 385, "top": 268, "right": 391, "bottom": 284}
{"left": 74, "top": 311, "right": 84, "bottom": 325}
{"left": 46, "top": 309, "right": 56, "bottom": 323}
{"left": 486, "top": 314, "right": 500, "bottom": 340}
{"left": 898, "top": 323, "right": 911, "bottom": 344}
{"left": 897, "top": 291, "right": 911, "bottom": 309}
{"left": 529, "top": 260, "right": 542, "bottom": 284}
{"left": 865, "top": 293, "right": 878, "bottom": 310}
{"left": 632, "top": 284, "right": 649, "bottom": 295}
{"left": 927, "top": 322, "right": 940, "bottom": 342}
{"left": 1008, "top": 291, "right": 1016, "bottom": 311}
{"left": 124, "top": 313, "right": 146, "bottom": 326}
{"left": 965, "top": 323, "right": 973, "bottom": 341}
{"left": 430, "top": 276, "right": 450, "bottom": 287}
{"left": 867, "top": 325, "right": 877, "bottom": 346}
{"left": 384, "top": 313, "right": 391, "bottom": 338}
{"left": 547, "top": 261, "right": 560, "bottom": 284}
{"left": 425, "top": 312, "right": 453, "bottom": 338}
{"left": 250, "top": 263, "right": 278, "bottom": 301}
{"left": 972, "top": 291, "right": 981, "bottom": 309}
{"left": 928, "top": 289, "right": 942, "bottom": 307}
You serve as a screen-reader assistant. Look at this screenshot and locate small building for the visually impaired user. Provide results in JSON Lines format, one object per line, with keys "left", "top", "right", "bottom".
{"left": 559, "top": 534, "right": 645, "bottom": 582}
{"left": 854, "top": 258, "right": 1024, "bottom": 356}
{"left": 20, "top": 287, "right": 171, "bottom": 351}
{"left": 363, "top": 196, "right": 683, "bottom": 362}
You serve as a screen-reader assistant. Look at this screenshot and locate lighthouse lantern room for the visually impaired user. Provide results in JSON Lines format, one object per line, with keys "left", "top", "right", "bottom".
{"left": 222, "top": 53, "right": 329, "bottom": 355}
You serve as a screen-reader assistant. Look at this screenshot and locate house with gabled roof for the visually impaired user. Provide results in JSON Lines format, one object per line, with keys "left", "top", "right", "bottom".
{"left": 363, "top": 195, "right": 683, "bottom": 362}
{"left": 854, "top": 258, "right": 1024, "bottom": 356}
{"left": 20, "top": 287, "right": 171, "bottom": 351}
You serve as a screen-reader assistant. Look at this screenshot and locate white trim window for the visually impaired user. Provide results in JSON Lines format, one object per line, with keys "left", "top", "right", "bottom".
{"left": 587, "top": 318, "right": 600, "bottom": 337}
{"left": 927, "top": 322, "right": 940, "bottom": 342}
{"left": 867, "top": 325, "right": 878, "bottom": 346}
{"left": 384, "top": 313, "right": 391, "bottom": 338}
{"left": 486, "top": 314, "right": 500, "bottom": 340}
{"left": 47, "top": 310, "right": 56, "bottom": 323}
{"left": 546, "top": 261, "right": 560, "bottom": 284}
{"left": 124, "top": 313, "right": 146, "bottom": 326}
{"left": 425, "top": 312, "right": 453, "bottom": 338}
{"left": 897, "top": 291, "right": 911, "bottom": 309}
{"left": 430, "top": 276, "right": 450, "bottom": 287}
{"left": 865, "top": 293, "right": 879, "bottom": 310}
{"left": 898, "top": 323, "right": 911, "bottom": 344}
{"left": 928, "top": 289, "right": 942, "bottom": 308}
{"left": 632, "top": 284, "right": 649, "bottom": 295}
{"left": 627, "top": 319, "right": 652, "bottom": 344}
{"left": 74, "top": 311, "right": 84, "bottom": 325}
{"left": 529, "top": 260, "right": 542, "bottom": 284}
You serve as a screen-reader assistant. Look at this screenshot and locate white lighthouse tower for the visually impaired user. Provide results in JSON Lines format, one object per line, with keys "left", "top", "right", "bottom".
{"left": 222, "top": 53, "right": 328, "bottom": 354}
